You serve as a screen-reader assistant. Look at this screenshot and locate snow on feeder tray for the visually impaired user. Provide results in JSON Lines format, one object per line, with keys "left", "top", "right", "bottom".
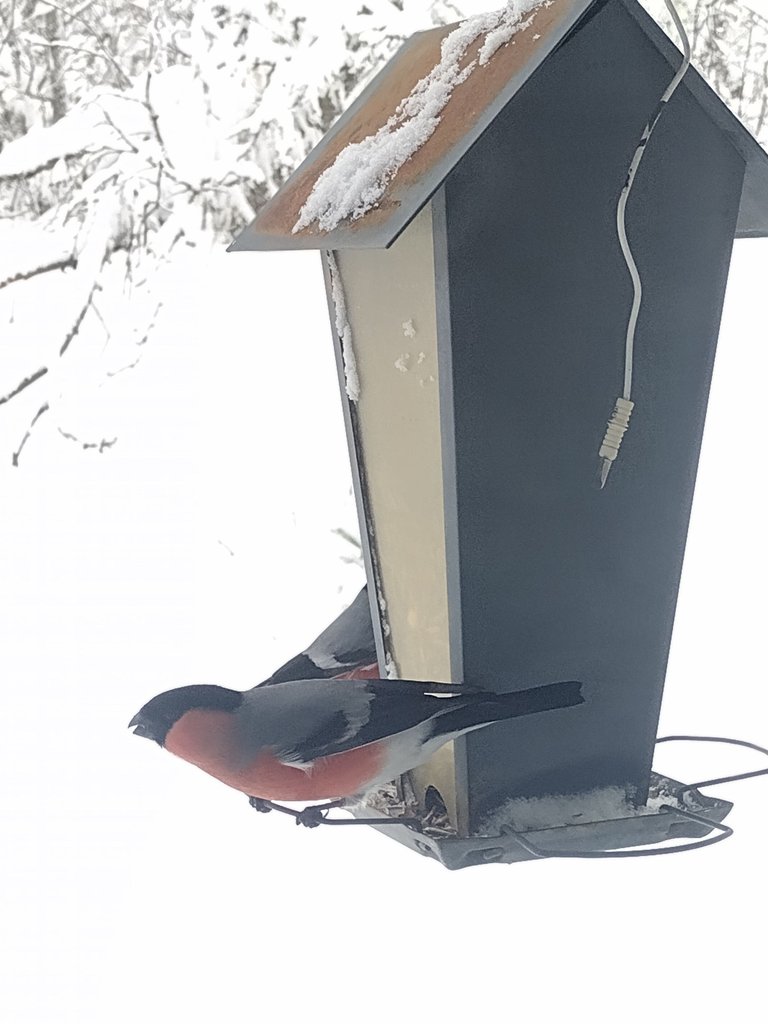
{"left": 229, "top": 0, "right": 768, "bottom": 866}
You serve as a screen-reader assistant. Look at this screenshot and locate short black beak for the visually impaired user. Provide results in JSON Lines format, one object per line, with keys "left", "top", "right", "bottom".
{"left": 129, "top": 713, "right": 152, "bottom": 739}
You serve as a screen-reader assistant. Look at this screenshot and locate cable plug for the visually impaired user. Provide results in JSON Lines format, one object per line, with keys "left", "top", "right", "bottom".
{"left": 598, "top": 397, "right": 634, "bottom": 488}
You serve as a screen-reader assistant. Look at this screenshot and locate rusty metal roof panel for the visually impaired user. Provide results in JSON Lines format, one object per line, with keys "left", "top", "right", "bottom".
{"left": 229, "top": 0, "right": 768, "bottom": 252}
{"left": 229, "top": 0, "right": 598, "bottom": 251}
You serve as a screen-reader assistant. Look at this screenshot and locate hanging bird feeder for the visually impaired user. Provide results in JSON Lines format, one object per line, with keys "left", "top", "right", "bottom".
{"left": 230, "top": 0, "right": 768, "bottom": 868}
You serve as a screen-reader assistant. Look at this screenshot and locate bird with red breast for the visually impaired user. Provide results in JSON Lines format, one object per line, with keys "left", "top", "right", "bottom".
{"left": 129, "top": 676, "right": 584, "bottom": 809}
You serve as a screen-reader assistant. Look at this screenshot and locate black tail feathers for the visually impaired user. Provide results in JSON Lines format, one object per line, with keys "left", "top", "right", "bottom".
{"left": 433, "top": 679, "right": 584, "bottom": 738}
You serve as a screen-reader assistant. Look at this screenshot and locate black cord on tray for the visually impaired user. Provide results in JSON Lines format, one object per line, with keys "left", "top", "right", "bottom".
{"left": 500, "top": 734, "right": 768, "bottom": 860}
{"left": 248, "top": 735, "right": 768, "bottom": 860}
{"left": 655, "top": 734, "right": 768, "bottom": 790}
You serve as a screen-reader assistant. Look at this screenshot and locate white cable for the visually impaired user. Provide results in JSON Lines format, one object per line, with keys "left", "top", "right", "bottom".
{"left": 599, "top": 0, "right": 691, "bottom": 488}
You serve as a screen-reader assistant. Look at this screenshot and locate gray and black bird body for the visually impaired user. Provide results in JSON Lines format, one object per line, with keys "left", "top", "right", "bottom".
{"left": 129, "top": 676, "right": 584, "bottom": 803}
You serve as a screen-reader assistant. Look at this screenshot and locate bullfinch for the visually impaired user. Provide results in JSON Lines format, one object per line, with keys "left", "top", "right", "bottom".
{"left": 261, "top": 586, "right": 377, "bottom": 685}
{"left": 129, "top": 677, "right": 584, "bottom": 804}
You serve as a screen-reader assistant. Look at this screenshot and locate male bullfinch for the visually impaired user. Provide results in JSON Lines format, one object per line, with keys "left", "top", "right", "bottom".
{"left": 261, "top": 586, "right": 377, "bottom": 685}
{"left": 129, "top": 677, "right": 584, "bottom": 804}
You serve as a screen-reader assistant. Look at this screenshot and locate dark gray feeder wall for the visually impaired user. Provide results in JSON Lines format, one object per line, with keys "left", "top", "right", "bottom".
{"left": 436, "top": 0, "right": 745, "bottom": 828}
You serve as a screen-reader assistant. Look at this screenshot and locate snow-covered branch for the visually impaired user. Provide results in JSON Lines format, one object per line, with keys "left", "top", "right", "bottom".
{"left": 0, "top": 254, "right": 76, "bottom": 290}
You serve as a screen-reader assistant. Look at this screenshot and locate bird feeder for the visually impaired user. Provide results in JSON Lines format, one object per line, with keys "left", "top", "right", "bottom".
{"left": 230, "top": 0, "right": 768, "bottom": 867}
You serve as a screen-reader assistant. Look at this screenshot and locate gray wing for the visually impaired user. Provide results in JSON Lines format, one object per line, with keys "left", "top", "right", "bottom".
{"left": 261, "top": 586, "right": 376, "bottom": 685}
{"left": 304, "top": 586, "right": 375, "bottom": 670}
{"left": 242, "top": 677, "right": 467, "bottom": 765}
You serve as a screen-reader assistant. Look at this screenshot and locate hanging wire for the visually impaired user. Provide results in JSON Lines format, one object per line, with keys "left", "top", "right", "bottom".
{"left": 499, "top": 733, "right": 768, "bottom": 860}
{"left": 656, "top": 734, "right": 768, "bottom": 790}
{"left": 249, "top": 734, "right": 767, "bottom": 864}
{"left": 598, "top": 0, "right": 692, "bottom": 488}
{"left": 503, "top": 805, "right": 734, "bottom": 859}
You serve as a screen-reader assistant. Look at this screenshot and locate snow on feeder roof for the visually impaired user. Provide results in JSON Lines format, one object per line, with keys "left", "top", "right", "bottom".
{"left": 231, "top": 0, "right": 768, "bottom": 254}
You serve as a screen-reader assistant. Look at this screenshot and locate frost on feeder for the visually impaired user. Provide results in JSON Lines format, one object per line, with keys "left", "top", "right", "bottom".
{"left": 230, "top": 0, "right": 768, "bottom": 867}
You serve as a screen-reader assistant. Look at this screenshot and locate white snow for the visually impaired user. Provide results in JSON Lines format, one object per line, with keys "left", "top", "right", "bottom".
{"left": 0, "top": 82, "right": 161, "bottom": 186}
{"left": 376, "top": 586, "right": 392, "bottom": 638}
{"left": 478, "top": 2, "right": 540, "bottom": 65}
{"left": 480, "top": 787, "right": 636, "bottom": 834}
{"left": 0, "top": 93, "right": 115, "bottom": 181}
{"left": 402, "top": 318, "right": 417, "bottom": 338}
{"left": 477, "top": 778, "right": 710, "bottom": 835}
{"left": 395, "top": 353, "right": 411, "bottom": 372}
{"left": 293, "top": 2, "right": 545, "bottom": 234}
{"left": 326, "top": 252, "right": 361, "bottom": 402}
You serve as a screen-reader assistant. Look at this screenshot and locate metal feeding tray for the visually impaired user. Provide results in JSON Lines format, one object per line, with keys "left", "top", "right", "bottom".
{"left": 353, "top": 773, "right": 734, "bottom": 870}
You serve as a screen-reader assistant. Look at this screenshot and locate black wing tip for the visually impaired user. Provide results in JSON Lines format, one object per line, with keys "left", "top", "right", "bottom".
{"left": 517, "top": 679, "right": 586, "bottom": 713}
{"left": 261, "top": 652, "right": 327, "bottom": 686}
{"left": 549, "top": 679, "right": 585, "bottom": 705}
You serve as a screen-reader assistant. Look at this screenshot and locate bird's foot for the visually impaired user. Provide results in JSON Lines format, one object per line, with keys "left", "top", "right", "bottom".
{"left": 250, "top": 796, "right": 346, "bottom": 827}
{"left": 295, "top": 806, "right": 326, "bottom": 828}
{"left": 294, "top": 800, "right": 345, "bottom": 828}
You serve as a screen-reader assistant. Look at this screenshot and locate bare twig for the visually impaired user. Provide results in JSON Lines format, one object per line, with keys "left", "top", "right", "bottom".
{"left": 12, "top": 401, "right": 49, "bottom": 466}
{"left": 137, "top": 299, "right": 164, "bottom": 344}
{"left": 89, "top": 296, "right": 110, "bottom": 341}
{"left": 0, "top": 366, "right": 49, "bottom": 407}
{"left": 57, "top": 427, "right": 117, "bottom": 452}
{"left": 93, "top": 106, "right": 139, "bottom": 155}
{"left": 144, "top": 72, "right": 175, "bottom": 170}
{"left": 106, "top": 355, "right": 142, "bottom": 378}
{"left": 140, "top": 162, "right": 164, "bottom": 244}
{"left": 59, "top": 280, "right": 98, "bottom": 356}
{"left": 333, "top": 526, "right": 361, "bottom": 549}
{"left": 31, "top": 38, "right": 125, "bottom": 68}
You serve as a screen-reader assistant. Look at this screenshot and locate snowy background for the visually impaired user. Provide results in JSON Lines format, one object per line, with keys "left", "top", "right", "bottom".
{"left": 1, "top": 2, "right": 767, "bottom": 1022}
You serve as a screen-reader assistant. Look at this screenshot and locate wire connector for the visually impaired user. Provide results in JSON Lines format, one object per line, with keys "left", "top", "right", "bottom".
{"left": 596, "top": 0, "right": 690, "bottom": 491}
{"left": 598, "top": 397, "right": 634, "bottom": 488}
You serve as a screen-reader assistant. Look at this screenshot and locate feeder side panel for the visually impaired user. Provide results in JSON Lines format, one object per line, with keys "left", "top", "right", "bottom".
{"left": 439, "top": 0, "right": 746, "bottom": 829}
{"left": 331, "top": 206, "right": 460, "bottom": 821}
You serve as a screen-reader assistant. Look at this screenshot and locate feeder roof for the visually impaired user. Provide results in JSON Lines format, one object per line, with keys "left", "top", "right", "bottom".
{"left": 229, "top": 0, "right": 768, "bottom": 252}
